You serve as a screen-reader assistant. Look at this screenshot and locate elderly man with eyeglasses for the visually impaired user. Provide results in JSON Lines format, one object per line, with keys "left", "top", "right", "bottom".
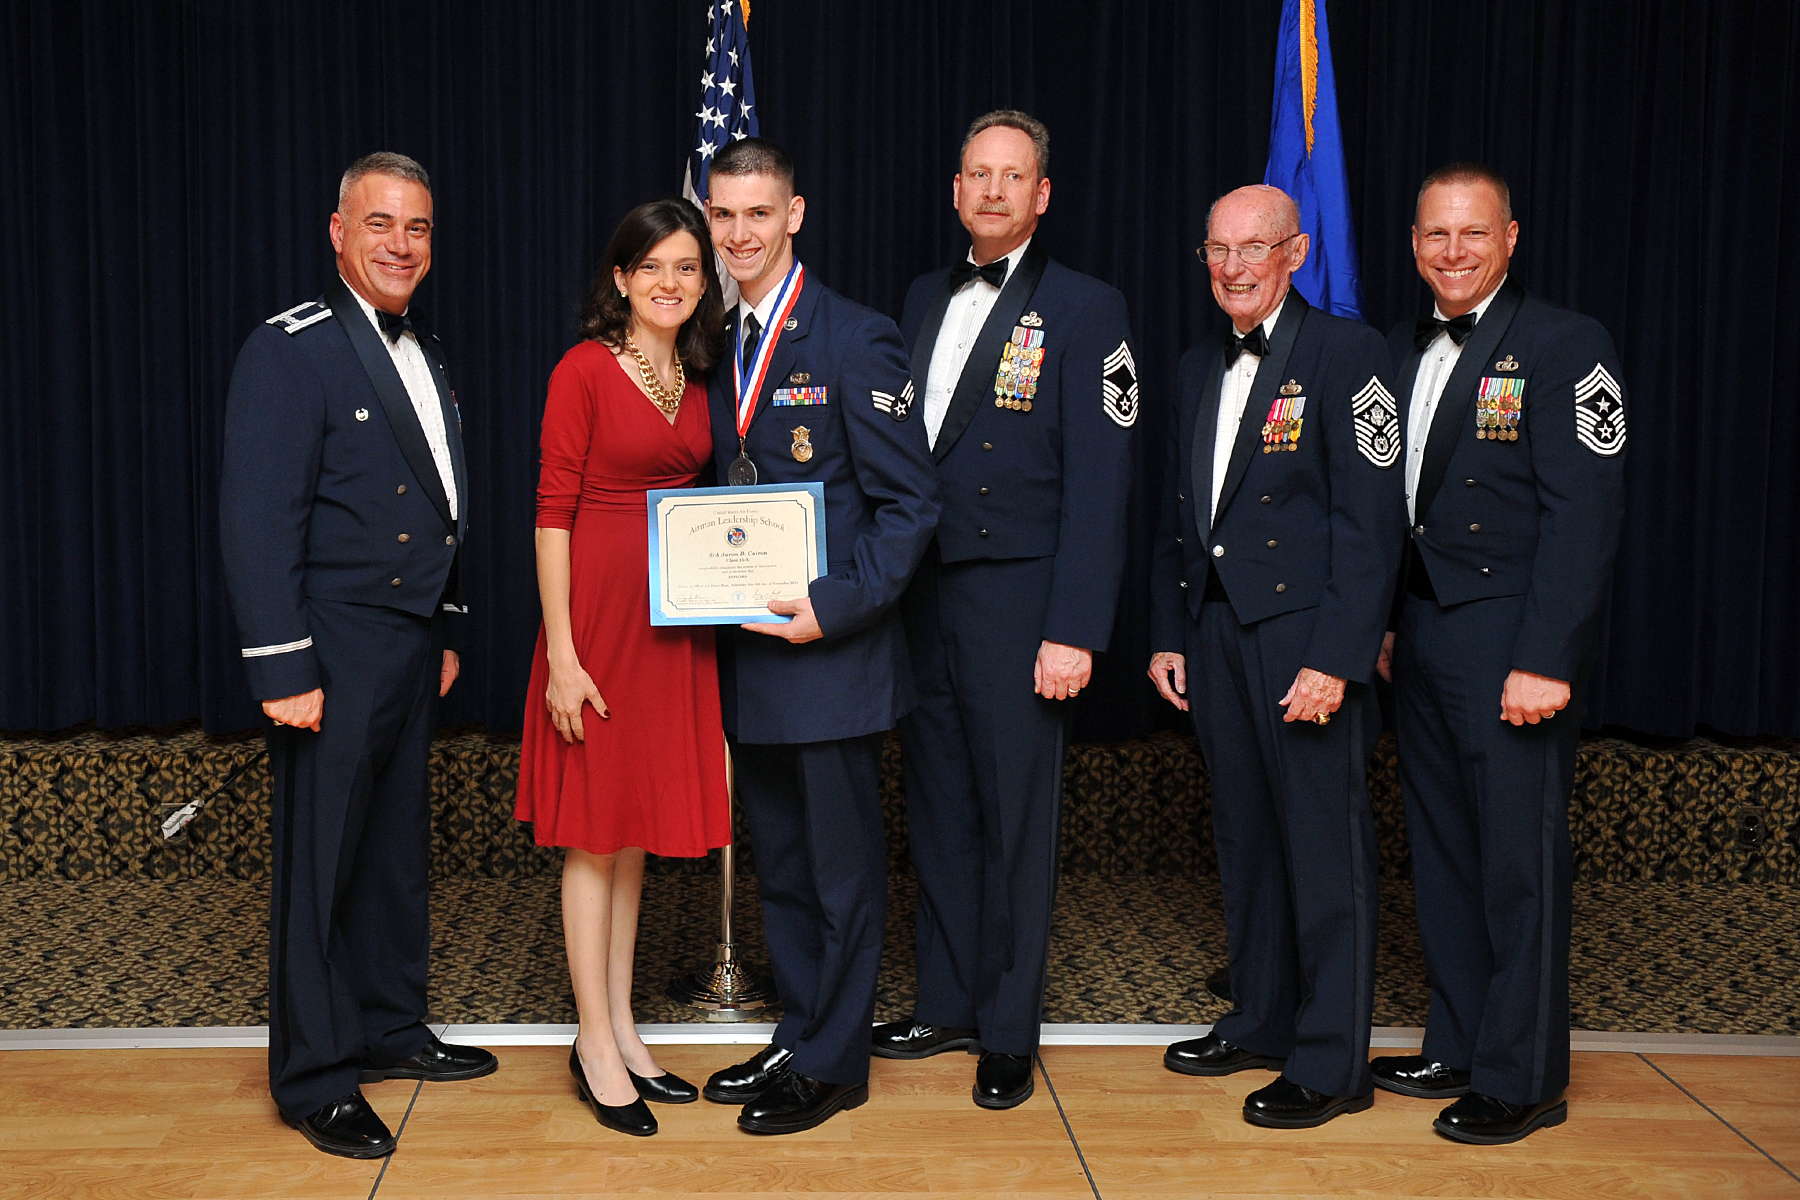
{"left": 1147, "top": 184, "right": 1403, "bottom": 1129}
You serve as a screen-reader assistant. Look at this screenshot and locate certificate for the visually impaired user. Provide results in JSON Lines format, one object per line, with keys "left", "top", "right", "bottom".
{"left": 646, "top": 483, "right": 828, "bottom": 626}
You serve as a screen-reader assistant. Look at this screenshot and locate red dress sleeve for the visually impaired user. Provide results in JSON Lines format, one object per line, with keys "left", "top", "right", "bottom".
{"left": 535, "top": 345, "right": 598, "bottom": 530}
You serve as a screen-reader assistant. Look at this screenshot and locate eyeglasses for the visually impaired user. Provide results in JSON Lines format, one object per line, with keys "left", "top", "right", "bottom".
{"left": 1198, "top": 233, "right": 1299, "bottom": 265}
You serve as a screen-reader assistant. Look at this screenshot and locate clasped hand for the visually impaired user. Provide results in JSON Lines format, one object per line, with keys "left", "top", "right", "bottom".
{"left": 262, "top": 651, "right": 460, "bottom": 733}
{"left": 1146, "top": 652, "right": 1345, "bottom": 723}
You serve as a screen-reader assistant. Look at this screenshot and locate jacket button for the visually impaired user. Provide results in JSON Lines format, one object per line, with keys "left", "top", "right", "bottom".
{"left": 445, "top": 535, "right": 456, "bottom": 546}
{"left": 1267, "top": 539, "right": 1278, "bottom": 548}
{"left": 1469, "top": 523, "right": 1481, "bottom": 533}
{"left": 1212, "top": 545, "right": 1224, "bottom": 558}
{"left": 390, "top": 578, "right": 402, "bottom": 587}
{"left": 1480, "top": 567, "right": 1492, "bottom": 575}
{"left": 1275, "top": 583, "right": 1287, "bottom": 593}
{"left": 982, "top": 442, "right": 993, "bottom": 451}
{"left": 1178, "top": 491, "right": 1185, "bottom": 501}
{"left": 397, "top": 533, "right": 410, "bottom": 543}
{"left": 1465, "top": 478, "right": 1476, "bottom": 487}
{"left": 1179, "top": 580, "right": 1189, "bottom": 589}
{"left": 1414, "top": 524, "right": 1426, "bottom": 535}
{"left": 1260, "top": 494, "right": 1271, "bottom": 504}
{"left": 978, "top": 528, "right": 990, "bottom": 537}
{"left": 1175, "top": 536, "right": 1183, "bottom": 545}
{"left": 979, "top": 487, "right": 989, "bottom": 496}
{"left": 396, "top": 485, "right": 407, "bottom": 495}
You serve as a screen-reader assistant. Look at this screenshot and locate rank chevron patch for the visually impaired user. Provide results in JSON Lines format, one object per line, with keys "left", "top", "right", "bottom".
{"left": 1573, "top": 363, "right": 1626, "bottom": 456}
{"left": 871, "top": 380, "right": 914, "bottom": 422}
{"left": 1350, "top": 375, "right": 1400, "bottom": 468}
{"left": 1102, "top": 341, "right": 1139, "bottom": 428}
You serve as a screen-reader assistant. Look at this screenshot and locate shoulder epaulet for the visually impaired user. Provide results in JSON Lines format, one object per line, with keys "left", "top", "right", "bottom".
{"left": 266, "top": 299, "right": 333, "bottom": 335}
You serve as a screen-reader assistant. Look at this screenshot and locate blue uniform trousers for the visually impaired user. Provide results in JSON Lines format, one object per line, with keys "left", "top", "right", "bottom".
{"left": 1188, "top": 598, "right": 1379, "bottom": 1099}
{"left": 732, "top": 732, "right": 888, "bottom": 1087}
{"left": 266, "top": 598, "right": 439, "bottom": 1121}
{"left": 1394, "top": 592, "right": 1576, "bottom": 1106}
{"left": 899, "top": 551, "right": 1068, "bottom": 1055}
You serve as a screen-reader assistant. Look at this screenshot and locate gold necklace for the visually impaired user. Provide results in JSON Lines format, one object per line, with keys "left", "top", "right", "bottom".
{"left": 624, "top": 334, "right": 685, "bottom": 414}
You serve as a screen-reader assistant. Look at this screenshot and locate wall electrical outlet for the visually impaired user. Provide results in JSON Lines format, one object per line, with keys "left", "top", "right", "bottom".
{"left": 1734, "top": 806, "right": 1768, "bottom": 849}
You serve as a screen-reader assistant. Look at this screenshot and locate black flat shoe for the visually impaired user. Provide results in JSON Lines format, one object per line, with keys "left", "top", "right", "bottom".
{"left": 737, "top": 1072, "right": 868, "bottom": 1134}
{"left": 1372, "top": 1054, "right": 1472, "bottom": 1099}
{"left": 286, "top": 1091, "right": 396, "bottom": 1159}
{"left": 704, "top": 1043, "right": 794, "bottom": 1105}
{"left": 1163, "top": 1032, "right": 1286, "bottom": 1077}
{"left": 360, "top": 1033, "right": 498, "bottom": 1084}
{"left": 870, "top": 1019, "right": 982, "bottom": 1060}
{"left": 973, "top": 1052, "right": 1035, "bottom": 1110}
{"left": 1205, "top": 965, "right": 1234, "bottom": 1004}
{"left": 569, "top": 1046, "right": 657, "bottom": 1137}
{"left": 1434, "top": 1091, "right": 1567, "bottom": 1145}
{"left": 629, "top": 1066, "right": 699, "bottom": 1104}
{"left": 1243, "top": 1076, "right": 1373, "bottom": 1129}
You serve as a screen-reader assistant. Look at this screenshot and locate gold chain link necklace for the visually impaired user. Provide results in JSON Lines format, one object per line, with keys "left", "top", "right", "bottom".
{"left": 624, "top": 334, "right": 685, "bottom": 414}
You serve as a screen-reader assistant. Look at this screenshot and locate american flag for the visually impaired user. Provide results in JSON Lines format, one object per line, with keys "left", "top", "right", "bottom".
{"left": 683, "top": 0, "right": 759, "bottom": 210}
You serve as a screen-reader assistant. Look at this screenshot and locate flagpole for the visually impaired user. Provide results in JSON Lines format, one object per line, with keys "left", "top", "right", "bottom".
{"left": 665, "top": 741, "right": 774, "bottom": 1020}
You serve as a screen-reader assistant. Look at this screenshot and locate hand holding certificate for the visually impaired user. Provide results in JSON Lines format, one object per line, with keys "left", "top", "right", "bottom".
{"left": 647, "top": 483, "right": 828, "bottom": 626}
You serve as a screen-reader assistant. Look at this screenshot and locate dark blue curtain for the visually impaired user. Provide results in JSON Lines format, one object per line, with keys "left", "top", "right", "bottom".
{"left": 3, "top": 0, "right": 1796, "bottom": 739}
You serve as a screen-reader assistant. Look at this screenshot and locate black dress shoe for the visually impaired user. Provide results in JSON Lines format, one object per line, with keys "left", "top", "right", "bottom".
{"left": 704, "top": 1043, "right": 794, "bottom": 1105}
{"left": 1434, "top": 1091, "right": 1568, "bottom": 1145}
{"left": 1163, "top": 1032, "right": 1286, "bottom": 1077}
{"left": 1243, "top": 1076, "right": 1373, "bottom": 1129}
{"left": 629, "top": 1066, "right": 699, "bottom": 1104}
{"left": 287, "top": 1091, "right": 396, "bottom": 1159}
{"left": 737, "top": 1072, "right": 868, "bottom": 1134}
{"left": 870, "top": 1019, "right": 981, "bottom": 1060}
{"left": 973, "top": 1052, "right": 1035, "bottom": 1110}
{"left": 359, "top": 1033, "right": 498, "bottom": 1084}
{"left": 569, "top": 1046, "right": 657, "bottom": 1137}
{"left": 1371, "top": 1054, "right": 1472, "bottom": 1099}
{"left": 1205, "top": 965, "right": 1234, "bottom": 1004}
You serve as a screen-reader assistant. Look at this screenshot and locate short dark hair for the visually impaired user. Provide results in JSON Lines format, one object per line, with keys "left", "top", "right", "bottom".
{"left": 710, "top": 137, "right": 796, "bottom": 196}
{"left": 1417, "top": 162, "right": 1513, "bottom": 223}
{"left": 962, "top": 110, "right": 1050, "bottom": 180}
{"left": 339, "top": 152, "right": 430, "bottom": 210}
{"left": 578, "top": 198, "right": 724, "bottom": 373}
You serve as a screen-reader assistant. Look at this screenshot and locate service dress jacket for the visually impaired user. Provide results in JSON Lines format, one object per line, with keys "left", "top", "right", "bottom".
{"left": 220, "top": 276, "right": 469, "bottom": 700}
{"left": 707, "top": 274, "right": 941, "bottom": 745}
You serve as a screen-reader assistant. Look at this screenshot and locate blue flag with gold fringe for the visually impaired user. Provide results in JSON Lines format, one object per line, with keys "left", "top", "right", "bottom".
{"left": 1263, "top": 0, "right": 1364, "bottom": 320}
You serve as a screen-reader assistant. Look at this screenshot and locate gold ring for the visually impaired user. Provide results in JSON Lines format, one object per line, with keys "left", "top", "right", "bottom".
{"left": 1313, "top": 712, "right": 1330, "bottom": 726}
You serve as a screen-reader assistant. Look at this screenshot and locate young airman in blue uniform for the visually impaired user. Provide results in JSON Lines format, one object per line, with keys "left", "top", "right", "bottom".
{"left": 695, "top": 139, "right": 941, "bottom": 1136}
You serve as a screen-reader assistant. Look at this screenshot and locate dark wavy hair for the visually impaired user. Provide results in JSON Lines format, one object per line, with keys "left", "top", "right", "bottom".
{"left": 577, "top": 198, "right": 723, "bottom": 372}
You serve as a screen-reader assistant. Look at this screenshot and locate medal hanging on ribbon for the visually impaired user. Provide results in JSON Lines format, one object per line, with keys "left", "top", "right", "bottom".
{"left": 729, "top": 262, "right": 807, "bottom": 486}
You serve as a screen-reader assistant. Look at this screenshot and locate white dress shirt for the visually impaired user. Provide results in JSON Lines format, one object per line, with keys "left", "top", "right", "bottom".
{"left": 1211, "top": 295, "right": 1290, "bottom": 525}
{"left": 923, "top": 239, "right": 1033, "bottom": 448}
{"left": 343, "top": 280, "right": 458, "bottom": 520}
{"left": 1405, "top": 278, "right": 1505, "bottom": 523}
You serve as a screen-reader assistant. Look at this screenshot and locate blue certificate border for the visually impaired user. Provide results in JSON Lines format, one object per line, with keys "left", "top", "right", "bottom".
{"left": 646, "top": 482, "right": 828, "bottom": 626}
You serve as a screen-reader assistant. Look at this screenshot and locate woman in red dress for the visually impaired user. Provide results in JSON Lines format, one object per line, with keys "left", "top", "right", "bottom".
{"left": 515, "top": 199, "right": 731, "bottom": 1137}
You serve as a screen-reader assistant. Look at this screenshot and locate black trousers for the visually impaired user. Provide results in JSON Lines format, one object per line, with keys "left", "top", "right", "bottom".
{"left": 1394, "top": 592, "right": 1577, "bottom": 1106}
{"left": 1187, "top": 599, "right": 1380, "bottom": 1099}
{"left": 266, "top": 598, "right": 440, "bottom": 1120}
{"left": 732, "top": 732, "right": 887, "bottom": 1086}
{"left": 898, "top": 552, "right": 1068, "bottom": 1055}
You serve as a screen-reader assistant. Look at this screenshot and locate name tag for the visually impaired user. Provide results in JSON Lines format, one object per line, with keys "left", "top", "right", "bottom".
{"left": 772, "top": 386, "right": 829, "bottom": 406}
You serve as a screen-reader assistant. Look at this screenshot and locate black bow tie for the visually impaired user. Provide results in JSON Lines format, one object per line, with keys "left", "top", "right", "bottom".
{"left": 948, "top": 257, "right": 1009, "bottom": 292}
{"left": 1414, "top": 312, "right": 1477, "bottom": 351}
{"left": 1225, "top": 325, "right": 1271, "bottom": 364}
{"left": 376, "top": 308, "right": 414, "bottom": 344}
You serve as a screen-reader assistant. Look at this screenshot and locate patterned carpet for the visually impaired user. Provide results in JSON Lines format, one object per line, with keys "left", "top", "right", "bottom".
{"left": 3, "top": 871, "right": 1794, "bottom": 1036}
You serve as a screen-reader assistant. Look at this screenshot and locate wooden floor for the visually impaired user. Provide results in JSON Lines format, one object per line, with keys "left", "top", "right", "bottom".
{"left": 2, "top": 1044, "right": 1796, "bottom": 1199}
